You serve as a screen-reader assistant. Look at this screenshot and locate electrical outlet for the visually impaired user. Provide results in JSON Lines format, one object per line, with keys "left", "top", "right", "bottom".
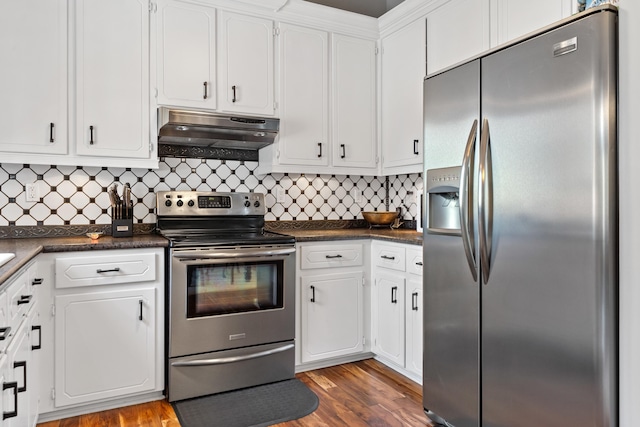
{"left": 276, "top": 187, "right": 286, "bottom": 203}
{"left": 351, "top": 188, "right": 362, "bottom": 203}
{"left": 26, "top": 183, "right": 39, "bottom": 202}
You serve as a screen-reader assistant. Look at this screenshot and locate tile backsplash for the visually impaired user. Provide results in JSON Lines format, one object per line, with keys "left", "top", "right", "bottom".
{"left": 0, "top": 159, "right": 422, "bottom": 226}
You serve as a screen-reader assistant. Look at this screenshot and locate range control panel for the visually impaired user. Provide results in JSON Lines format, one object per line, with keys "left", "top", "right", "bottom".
{"left": 156, "top": 191, "right": 265, "bottom": 216}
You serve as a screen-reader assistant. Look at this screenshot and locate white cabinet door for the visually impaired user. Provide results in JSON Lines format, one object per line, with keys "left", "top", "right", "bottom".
{"left": 300, "top": 272, "right": 364, "bottom": 363}
{"left": 218, "top": 11, "right": 274, "bottom": 115}
{"left": 426, "top": 0, "right": 490, "bottom": 75}
{"left": 405, "top": 276, "right": 423, "bottom": 377}
{"left": 332, "top": 35, "right": 377, "bottom": 170}
{"left": 373, "top": 271, "right": 405, "bottom": 366}
{"left": 54, "top": 287, "right": 156, "bottom": 407}
{"left": 381, "top": 19, "right": 425, "bottom": 174}
{"left": 491, "top": 0, "right": 575, "bottom": 46}
{"left": 0, "top": 0, "right": 68, "bottom": 155}
{"left": 4, "top": 321, "right": 30, "bottom": 427}
{"left": 28, "top": 303, "right": 42, "bottom": 427}
{"left": 156, "top": 0, "right": 216, "bottom": 109}
{"left": 277, "top": 23, "right": 329, "bottom": 167}
{"left": 75, "top": 0, "right": 151, "bottom": 159}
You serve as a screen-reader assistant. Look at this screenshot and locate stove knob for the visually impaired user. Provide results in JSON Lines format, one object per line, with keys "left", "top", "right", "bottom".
{"left": 176, "top": 200, "right": 184, "bottom": 207}
{"left": 165, "top": 200, "right": 172, "bottom": 207}
{"left": 187, "top": 200, "right": 195, "bottom": 207}
{"left": 244, "top": 200, "right": 251, "bottom": 208}
{"left": 254, "top": 201, "right": 261, "bottom": 208}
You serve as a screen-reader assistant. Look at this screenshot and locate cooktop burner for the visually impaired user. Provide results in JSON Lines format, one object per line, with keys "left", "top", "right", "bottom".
{"left": 156, "top": 191, "right": 295, "bottom": 248}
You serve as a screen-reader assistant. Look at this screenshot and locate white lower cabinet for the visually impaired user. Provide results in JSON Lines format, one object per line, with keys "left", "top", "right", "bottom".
{"left": 54, "top": 287, "right": 156, "bottom": 407}
{"left": 36, "top": 247, "right": 164, "bottom": 421}
{"left": 371, "top": 241, "right": 423, "bottom": 382}
{"left": 296, "top": 241, "right": 370, "bottom": 368}
{"left": 300, "top": 272, "right": 364, "bottom": 363}
{"left": 0, "top": 259, "right": 41, "bottom": 427}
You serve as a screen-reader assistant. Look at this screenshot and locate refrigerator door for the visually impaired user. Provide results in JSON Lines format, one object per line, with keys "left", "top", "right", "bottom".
{"left": 423, "top": 60, "right": 480, "bottom": 427}
{"left": 480, "top": 10, "right": 617, "bottom": 427}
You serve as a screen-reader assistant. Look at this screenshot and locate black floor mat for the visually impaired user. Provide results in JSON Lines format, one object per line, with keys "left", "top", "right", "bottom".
{"left": 171, "top": 379, "right": 319, "bottom": 427}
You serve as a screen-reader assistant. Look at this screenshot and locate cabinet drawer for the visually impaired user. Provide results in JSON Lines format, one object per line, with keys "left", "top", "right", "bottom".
{"left": 55, "top": 252, "right": 156, "bottom": 289}
{"left": 406, "top": 247, "right": 423, "bottom": 276}
{"left": 373, "top": 244, "right": 405, "bottom": 271}
{"left": 300, "top": 243, "right": 363, "bottom": 270}
{"left": 7, "top": 270, "right": 31, "bottom": 329}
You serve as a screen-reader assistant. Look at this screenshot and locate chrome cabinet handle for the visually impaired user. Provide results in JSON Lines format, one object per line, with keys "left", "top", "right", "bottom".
{"left": 203, "top": 82, "right": 208, "bottom": 99}
{"left": 391, "top": 286, "right": 398, "bottom": 303}
{"left": 412, "top": 292, "right": 419, "bottom": 311}
{"left": 479, "top": 118, "right": 494, "bottom": 284}
{"left": 50, "top": 123, "right": 55, "bottom": 143}
{"left": 89, "top": 125, "right": 95, "bottom": 145}
{"left": 460, "top": 119, "right": 479, "bottom": 282}
{"left": 413, "top": 139, "right": 419, "bottom": 155}
{"left": 232, "top": 85, "right": 237, "bottom": 103}
{"left": 340, "top": 144, "right": 346, "bottom": 159}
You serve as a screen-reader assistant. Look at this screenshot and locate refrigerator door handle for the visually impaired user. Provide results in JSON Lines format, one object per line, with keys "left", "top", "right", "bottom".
{"left": 459, "top": 119, "right": 478, "bottom": 282}
{"left": 479, "top": 118, "right": 494, "bottom": 284}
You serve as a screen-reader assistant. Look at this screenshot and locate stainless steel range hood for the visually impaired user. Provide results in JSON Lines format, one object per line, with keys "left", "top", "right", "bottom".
{"left": 158, "top": 107, "right": 279, "bottom": 150}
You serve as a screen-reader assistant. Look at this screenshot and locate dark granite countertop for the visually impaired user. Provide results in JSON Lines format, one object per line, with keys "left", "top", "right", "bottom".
{"left": 0, "top": 234, "right": 168, "bottom": 288}
{"left": 281, "top": 228, "right": 423, "bottom": 246}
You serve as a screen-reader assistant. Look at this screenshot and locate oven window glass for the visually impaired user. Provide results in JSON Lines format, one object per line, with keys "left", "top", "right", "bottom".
{"left": 186, "top": 260, "right": 283, "bottom": 317}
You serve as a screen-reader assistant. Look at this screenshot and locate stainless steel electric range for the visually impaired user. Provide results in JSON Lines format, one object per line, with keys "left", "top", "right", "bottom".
{"left": 156, "top": 191, "right": 296, "bottom": 402}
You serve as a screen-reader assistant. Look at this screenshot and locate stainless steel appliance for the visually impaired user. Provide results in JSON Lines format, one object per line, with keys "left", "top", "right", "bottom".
{"left": 157, "top": 107, "right": 280, "bottom": 150}
{"left": 423, "top": 6, "right": 617, "bottom": 427}
{"left": 157, "top": 191, "right": 296, "bottom": 402}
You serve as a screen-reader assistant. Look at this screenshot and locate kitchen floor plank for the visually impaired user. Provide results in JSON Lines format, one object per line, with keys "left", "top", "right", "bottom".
{"left": 37, "top": 359, "right": 432, "bottom": 427}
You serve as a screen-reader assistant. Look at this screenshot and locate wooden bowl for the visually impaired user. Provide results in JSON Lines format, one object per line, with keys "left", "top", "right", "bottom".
{"left": 362, "top": 211, "right": 398, "bottom": 227}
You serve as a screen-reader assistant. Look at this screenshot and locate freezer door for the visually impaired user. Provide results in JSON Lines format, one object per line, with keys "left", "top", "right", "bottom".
{"left": 480, "top": 10, "right": 617, "bottom": 427}
{"left": 423, "top": 60, "right": 480, "bottom": 427}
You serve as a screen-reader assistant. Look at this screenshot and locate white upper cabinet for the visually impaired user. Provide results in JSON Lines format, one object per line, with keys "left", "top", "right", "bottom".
{"left": 490, "top": 0, "right": 575, "bottom": 46}
{"left": 276, "top": 23, "right": 330, "bottom": 167}
{"left": 426, "top": 0, "right": 490, "bottom": 75}
{"left": 259, "top": 26, "right": 378, "bottom": 175}
{"left": 332, "top": 35, "right": 377, "bottom": 170}
{"left": 75, "top": 0, "right": 151, "bottom": 160}
{"left": 218, "top": 11, "right": 275, "bottom": 115}
{"left": 0, "top": 0, "right": 68, "bottom": 155}
{"left": 380, "top": 18, "right": 425, "bottom": 175}
{"left": 156, "top": 0, "right": 216, "bottom": 109}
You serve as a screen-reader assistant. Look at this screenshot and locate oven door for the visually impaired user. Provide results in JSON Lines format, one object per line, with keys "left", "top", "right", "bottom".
{"left": 169, "top": 245, "right": 296, "bottom": 358}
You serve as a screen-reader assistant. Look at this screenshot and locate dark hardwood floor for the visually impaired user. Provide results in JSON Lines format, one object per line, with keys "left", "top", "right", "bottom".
{"left": 37, "top": 359, "right": 434, "bottom": 427}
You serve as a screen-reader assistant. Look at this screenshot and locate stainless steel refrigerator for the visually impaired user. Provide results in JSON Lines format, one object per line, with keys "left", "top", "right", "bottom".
{"left": 422, "top": 6, "right": 617, "bottom": 427}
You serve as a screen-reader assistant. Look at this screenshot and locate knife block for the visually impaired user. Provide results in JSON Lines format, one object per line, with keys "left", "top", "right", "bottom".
{"left": 112, "top": 218, "right": 133, "bottom": 237}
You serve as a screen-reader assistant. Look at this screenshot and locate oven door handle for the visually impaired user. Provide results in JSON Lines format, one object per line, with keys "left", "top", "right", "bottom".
{"left": 173, "top": 247, "right": 295, "bottom": 259}
{"left": 170, "top": 343, "right": 294, "bottom": 367}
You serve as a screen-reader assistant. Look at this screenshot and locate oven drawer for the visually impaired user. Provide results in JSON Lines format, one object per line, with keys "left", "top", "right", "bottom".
{"left": 168, "top": 341, "right": 295, "bottom": 402}
{"left": 55, "top": 251, "right": 156, "bottom": 289}
{"left": 299, "top": 243, "right": 363, "bottom": 270}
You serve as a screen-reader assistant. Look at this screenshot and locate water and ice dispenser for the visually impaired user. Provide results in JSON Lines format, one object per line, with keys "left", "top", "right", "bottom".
{"left": 425, "top": 166, "right": 461, "bottom": 235}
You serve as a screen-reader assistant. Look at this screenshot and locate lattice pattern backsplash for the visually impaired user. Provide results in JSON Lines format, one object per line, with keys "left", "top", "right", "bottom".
{"left": 0, "top": 159, "right": 422, "bottom": 226}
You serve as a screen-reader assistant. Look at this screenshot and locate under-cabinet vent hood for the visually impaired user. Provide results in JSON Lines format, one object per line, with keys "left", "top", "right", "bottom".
{"left": 157, "top": 107, "right": 279, "bottom": 151}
